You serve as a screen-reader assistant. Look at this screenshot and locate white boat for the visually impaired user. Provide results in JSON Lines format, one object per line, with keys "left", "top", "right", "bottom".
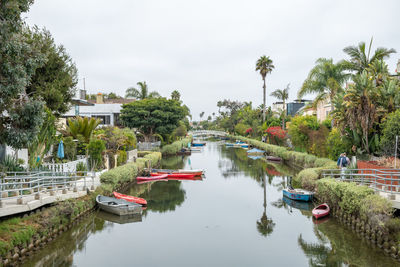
{"left": 96, "top": 195, "right": 142, "bottom": 216}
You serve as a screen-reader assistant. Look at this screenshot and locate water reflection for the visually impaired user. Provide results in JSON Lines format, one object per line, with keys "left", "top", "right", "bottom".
{"left": 256, "top": 176, "right": 275, "bottom": 237}
{"left": 97, "top": 211, "right": 142, "bottom": 224}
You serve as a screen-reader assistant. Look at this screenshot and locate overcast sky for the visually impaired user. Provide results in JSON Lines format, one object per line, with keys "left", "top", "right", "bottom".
{"left": 26, "top": 0, "right": 399, "bottom": 120}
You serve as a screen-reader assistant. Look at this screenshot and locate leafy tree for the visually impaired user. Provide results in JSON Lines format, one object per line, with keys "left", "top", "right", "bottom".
{"left": 106, "top": 92, "right": 121, "bottom": 99}
{"left": 342, "top": 38, "right": 396, "bottom": 73}
{"left": 199, "top": 111, "right": 205, "bottom": 120}
{"left": 298, "top": 58, "right": 349, "bottom": 105}
{"left": 173, "top": 121, "right": 187, "bottom": 139}
{"left": 288, "top": 115, "right": 320, "bottom": 152}
{"left": 171, "top": 90, "right": 180, "bottom": 101}
{"left": 0, "top": 0, "right": 46, "bottom": 150}
{"left": 88, "top": 139, "right": 106, "bottom": 170}
{"left": 120, "top": 98, "right": 186, "bottom": 141}
{"left": 25, "top": 27, "right": 78, "bottom": 117}
{"left": 235, "top": 123, "right": 250, "bottom": 136}
{"left": 125, "top": 81, "right": 160, "bottom": 99}
{"left": 326, "top": 128, "right": 352, "bottom": 160}
{"left": 380, "top": 110, "right": 400, "bottom": 156}
{"left": 256, "top": 55, "right": 274, "bottom": 122}
{"left": 271, "top": 84, "right": 290, "bottom": 129}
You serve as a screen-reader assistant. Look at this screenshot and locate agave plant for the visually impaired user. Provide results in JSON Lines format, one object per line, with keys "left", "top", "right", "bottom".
{"left": 65, "top": 116, "right": 101, "bottom": 144}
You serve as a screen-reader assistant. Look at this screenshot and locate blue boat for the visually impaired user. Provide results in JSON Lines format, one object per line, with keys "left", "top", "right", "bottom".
{"left": 192, "top": 142, "right": 206, "bottom": 147}
{"left": 282, "top": 188, "right": 314, "bottom": 202}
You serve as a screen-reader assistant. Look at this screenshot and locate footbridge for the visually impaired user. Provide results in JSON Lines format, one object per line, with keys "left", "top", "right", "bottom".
{"left": 190, "top": 130, "right": 228, "bottom": 137}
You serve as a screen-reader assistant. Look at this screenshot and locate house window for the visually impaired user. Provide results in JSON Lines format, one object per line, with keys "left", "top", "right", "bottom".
{"left": 92, "top": 115, "right": 111, "bottom": 125}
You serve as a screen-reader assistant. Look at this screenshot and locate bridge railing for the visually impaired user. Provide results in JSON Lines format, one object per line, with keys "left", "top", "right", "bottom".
{"left": 190, "top": 130, "right": 228, "bottom": 136}
{"left": 321, "top": 169, "right": 400, "bottom": 194}
{"left": 0, "top": 171, "right": 95, "bottom": 202}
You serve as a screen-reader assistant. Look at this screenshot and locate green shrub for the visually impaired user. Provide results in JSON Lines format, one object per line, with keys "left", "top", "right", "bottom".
{"left": 326, "top": 128, "right": 352, "bottom": 160}
{"left": 0, "top": 155, "right": 24, "bottom": 172}
{"left": 63, "top": 136, "right": 77, "bottom": 161}
{"left": 117, "top": 150, "right": 127, "bottom": 166}
{"left": 380, "top": 109, "right": 400, "bottom": 155}
{"left": 88, "top": 139, "right": 106, "bottom": 170}
{"left": 161, "top": 137, "right": 192, "bottom": 156}
{"left": 294, "top": 168, "right": 322, "bottom": 190}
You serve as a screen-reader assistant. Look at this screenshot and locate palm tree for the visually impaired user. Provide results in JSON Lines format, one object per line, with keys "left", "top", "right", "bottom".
{"left": 171, "top": 90, "right": 181, "bottom": 101}
{"left": 65, "top": 116, "right": 101, "bottom": 143}
{"left": 256, "top": 56, "right": 275, "bottom": 123}
{"left": 270, "top": 84, "right": 289, "bottom": 129}
{"left": 125, "top": 81, "right": 160, "bottom": 99}
{"left": 298, "top": 58, "right": 349, "bottom": 107}
{"left": 342, "top": 38, "right": 396, "bottom": 74}
{"left": 199, "top": 111, "right": 205, "bottom": 121}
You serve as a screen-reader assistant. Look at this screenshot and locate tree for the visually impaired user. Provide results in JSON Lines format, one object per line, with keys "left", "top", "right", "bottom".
{"left": 120, "top": 98, "right": 186, "bottom": 141}
{"left": 25, "top": 27, "right": 78, "bottom": 117}
{"left": 199, "top": 111, "right": 205, "bottom": 121}
{"left": 125, "top": 81, "right": 160, "bottom": 99}
{"left": 64, "top": 116, "right": 101, "bottom": 144}
{"left": 298, "top": 58, "right": 349, "bottom": 105}
{"left": 106, "top": 92, "right": 121, "bottom": 99}
{"left": 270, "top": 84, "right": 289, "bottom": 129}
{"left": 380, "top": 110, "right": 400, "bottom": 156}
{"left": 342, "top": 38, "right": 396, "bottom": 73}
{"left": 171, "top": 90, "right": 181, "bottom": 101}
{"left": 0, "top": 1, "right": 46, "bottom": 150}
{"left": 256, "top": 55, "right": 274, "bottom": 122}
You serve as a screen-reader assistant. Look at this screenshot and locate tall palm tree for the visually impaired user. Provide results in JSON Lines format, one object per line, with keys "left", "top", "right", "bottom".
{"left": 125, "top": 81, "right": 160, "bottom": 99}
{"left": 256, "top": 56, "right": 275, "bottom": 123}
{"left": 342, "top": 38, "right": 396, "bottom": 74}
{"left": 171, "top": 90, "right": 181, "bottom": 101}
{"left": 270, "top": 84, "right": 289, "bottom": 129}
{"left": 298, "top": 58, "right": 349, "bottom": 107}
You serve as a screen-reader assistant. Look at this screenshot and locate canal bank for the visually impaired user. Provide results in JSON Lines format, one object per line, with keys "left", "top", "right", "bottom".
{"left": 230, "top": 135, "right": 400, "bottom": 260}
{"left": 20, "top": 142, "right": 400, "bottom": 266}
{"left": 0, "top": 151, "right": 161, "bottom": 266}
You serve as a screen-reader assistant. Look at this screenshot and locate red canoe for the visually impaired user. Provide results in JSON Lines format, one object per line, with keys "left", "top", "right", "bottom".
{"left": 312, "top": 203, "right": 330, "bottom": 219}
{"left": 113, "top": 192, "right": 147, "bottom": 206}
{"left": 153, "top": 169, "right": 204, "bottom": 177}
{"left": 151, "top": 172, "right": 195, "bottom": 179}
{"left": 136, "top": 174, "right": 168, "bottom": 182}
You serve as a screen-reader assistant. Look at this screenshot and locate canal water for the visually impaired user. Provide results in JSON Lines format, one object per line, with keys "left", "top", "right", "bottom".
{"left": 24, "top": 142, "right": 400, "bottom": 266}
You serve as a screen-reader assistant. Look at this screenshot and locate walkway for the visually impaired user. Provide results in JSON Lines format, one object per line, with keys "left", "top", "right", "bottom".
{"left": 0, "top": 171, "right": 102, "bottom": 217}
{"left": 322, "top": 168, "right": 400, "bottom": 208}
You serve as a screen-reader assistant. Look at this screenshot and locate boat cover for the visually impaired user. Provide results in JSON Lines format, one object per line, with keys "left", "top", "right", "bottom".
{"left": 247, "top": 148, "right": 265, "bottom": 154}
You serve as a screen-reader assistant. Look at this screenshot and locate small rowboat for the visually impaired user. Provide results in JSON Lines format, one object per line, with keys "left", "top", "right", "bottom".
{"left": 113, "top": 192, "right": 147, "bottom": 206}
{"left": 136, "top": 174, "right": 168, "bottom": 182}
{"left": 152, "top": 169, "right": 204, "bottom": 176}
{"left": 282, "top": 187, "right": 314, "bottom": 202}
{"left": 312, "top": 203, "right": 330, "bottom": 219}
{"left": 151, "top": 172, "right": 195, "bottom": 179}
{"left": 96, "top": 195, "right": 142, "bottom": 216}
{"left": 192, "top": 142, "right": 206, "bottom": 147}
{"left": 266, "top": 156, "right": 282, "bottom": 162}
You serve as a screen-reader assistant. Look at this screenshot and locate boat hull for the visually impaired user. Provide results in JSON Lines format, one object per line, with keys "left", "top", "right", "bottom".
{"left": 96, "top": 195, "right": 142, "bottom": 216}
{"left": 136, "top": 174, "right": 168, "bottom": 181}
{"left": 192, "top": 143, "right": 206, "bottom": 147}
{"left": 282, "top": 189, "right": 313, "bottom": 202}
{"left": 152, "top": 169, "right": 204, "bottom": 176}
{"left": 312, "top": 203, "right": 330, "bottom": 219}
{"left": 113, "top": 192, "right": 147, "bottom": 205}
{"left": 151, "top": 172, "right": 195, "bottom": 179}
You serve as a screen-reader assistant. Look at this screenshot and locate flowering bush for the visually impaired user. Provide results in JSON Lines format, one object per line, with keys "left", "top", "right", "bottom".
{"left": 245, "top": 128, "right": 253, "bottom": 135}
{"left": 265, "top": 126, "right": 286, "bottom": 146}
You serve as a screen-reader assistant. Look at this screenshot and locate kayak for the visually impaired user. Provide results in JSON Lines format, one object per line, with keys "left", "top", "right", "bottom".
{"left": 113, "top": 191, "right": 147, "bottom": 206}
{"left": 152, "top": 169, "right": 204, "bottom": 176}
{"left": 312, "top": 203, "right": 330, "bottom": 219}
{"left": 136, "top": 174, "right": 168, "bottom": 182}
{"left": 151, "top": 172, "right": 195, "bottom": 179}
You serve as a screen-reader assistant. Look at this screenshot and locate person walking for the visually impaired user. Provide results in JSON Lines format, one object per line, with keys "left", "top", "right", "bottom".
{"left": 337, "top": 153, "right": 348, "bottom": 179}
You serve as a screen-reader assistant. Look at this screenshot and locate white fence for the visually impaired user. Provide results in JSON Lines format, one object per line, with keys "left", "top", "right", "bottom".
{"left": 42, "top": 158, "right": 88, "bottom": 173}
{"left": 137, "top": 142, "right": 161, "bottom": 151}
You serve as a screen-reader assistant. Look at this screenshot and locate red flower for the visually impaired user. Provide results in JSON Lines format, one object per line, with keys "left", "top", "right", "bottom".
{"left": 265, "top": 126, "right": 286, "bottom": 139}
{"left": 245, "top": 128, "right": 253, "bottom": 134}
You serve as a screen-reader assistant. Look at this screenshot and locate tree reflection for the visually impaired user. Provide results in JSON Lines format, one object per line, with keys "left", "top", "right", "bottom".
{"left": 256, "top": 176, "right": 275, "bottom": 237}
{"left": 141, "top": 180, "right": 186, "bottom": 214}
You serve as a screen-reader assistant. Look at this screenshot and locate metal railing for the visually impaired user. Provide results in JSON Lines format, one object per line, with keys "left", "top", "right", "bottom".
{"left": 190, "top": 130, "right": 228, "bottom": 137}
{"left": 321, "top": 169, "right": 400, "bottom": 194}
{"left": 0, "top": 171, "right": 95, "bottom": 202}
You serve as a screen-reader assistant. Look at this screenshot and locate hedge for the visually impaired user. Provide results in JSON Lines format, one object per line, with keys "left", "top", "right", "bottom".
{"left": 161, "top": 137, "right": 192, "bottom": 156}
{"left": 316, "top": 178, "right": 393, "bottom": 231}
{"left": 230, "top": 135, "right": 337, "bottom": 189}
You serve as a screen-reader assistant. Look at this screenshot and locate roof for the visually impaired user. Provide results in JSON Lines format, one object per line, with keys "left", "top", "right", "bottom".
{"left": 87, "top": 99, "right": 135, "bottom": 104}
{"left": 63, "top": 103, "right": 124, "bottom": 116}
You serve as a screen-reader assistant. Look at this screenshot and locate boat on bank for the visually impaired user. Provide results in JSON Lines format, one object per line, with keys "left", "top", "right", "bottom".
{"left": 113, "top": 192, "right": 147, "bottom": 205}
{"left": 96, "top": 195, "right": 142, "bottom": 216}
{"left": 266, "top": 156, "right": 282, "bottom": 162}
{"left": 192, "top": 142, "right": 206, "bottom": 147}
{"left": 136, "top": 174, "right": 168, "bottom": 182}
{"left": 282, "top": 187, "right": 314, "bottom": 202}
{"left": 312, "top": 203, "right": 330, "bottom": 219}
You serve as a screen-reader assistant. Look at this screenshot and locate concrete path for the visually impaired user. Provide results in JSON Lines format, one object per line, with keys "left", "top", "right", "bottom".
{"left": 0, "top": 175, "right": 101, "bottom": 217}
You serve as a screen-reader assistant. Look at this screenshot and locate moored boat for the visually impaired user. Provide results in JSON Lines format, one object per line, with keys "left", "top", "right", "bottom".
{"left": 151, "top": 172, "right": 195, "bottom": 179}
{"left": 113, "top": 191, "right": 147, "bottom": 205}
{"left": 282, "top": 187, "right": 314, "bottom": 202}
{"left": 152, "top": 169, "right": 204, "bottom": 176}
{"left": 136, "top": 174, "right": 168, "bottom": 182}
{"left": 266, "top": 156, "right": 282, "bottom": 162}
{"left": 96, "top": 195, "right": 142, "bottom": 216}
{"left": 312, "top": 203, "right": 330, "bottom": 219}
{"left": 192, "top": 142, "right": 206, "bottom": 147}
{"left": 247, "top": 148, "right": 265, "bottom": 155}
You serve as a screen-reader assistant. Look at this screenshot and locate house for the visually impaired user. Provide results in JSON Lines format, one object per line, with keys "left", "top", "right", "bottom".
{"left": 286, "top": 99, "right": 311, "bottom": 117}
{"left": 63, "top": 91, "right": 135, "bottom": 127}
